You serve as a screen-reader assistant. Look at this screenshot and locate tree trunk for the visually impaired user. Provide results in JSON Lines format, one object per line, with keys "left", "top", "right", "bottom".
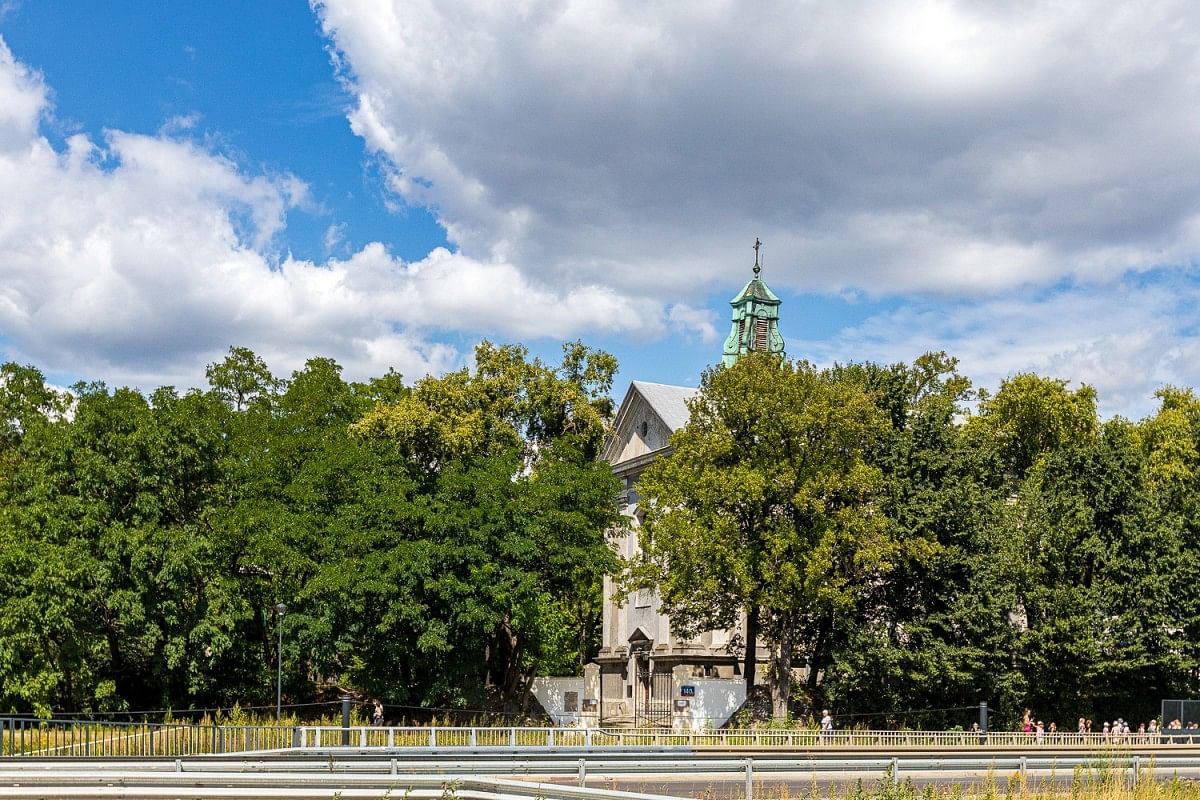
{"left": 805, "top": 615, "right": 830, "bottom": 711}
{"left": 771, "top": 621, "right": 794, "bottom": 721}
{"left": 743, "top": 602, "right": 759, "bottom": 693}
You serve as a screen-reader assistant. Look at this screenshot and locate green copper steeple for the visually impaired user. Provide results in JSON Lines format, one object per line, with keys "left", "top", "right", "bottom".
{"left": 721, "top": 238, "right": 785, "bottom": 368}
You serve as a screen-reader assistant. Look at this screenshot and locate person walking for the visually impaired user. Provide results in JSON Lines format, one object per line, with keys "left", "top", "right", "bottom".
{"left": 820, "top": 709, "right": 834, "bottom": 744}
{"left": 372, "top": 699, "right": 384, "bottom": 727}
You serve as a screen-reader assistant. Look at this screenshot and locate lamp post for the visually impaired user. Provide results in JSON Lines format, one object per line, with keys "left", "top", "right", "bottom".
{"left": 275, "top": 602, "right": 287, "bottom": 720}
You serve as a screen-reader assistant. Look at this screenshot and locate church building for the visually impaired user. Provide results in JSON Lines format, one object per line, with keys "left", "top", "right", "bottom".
{"left": 531, "top": 242, "right": 786, "bottom": 728}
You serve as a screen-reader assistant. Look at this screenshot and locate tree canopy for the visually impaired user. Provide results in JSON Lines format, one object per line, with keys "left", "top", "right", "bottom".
{"left": 3, "top": 342, "right": 1200, "bottom": 730}
{"left": 0, "top": 342, "right": 619, "bottom": 717}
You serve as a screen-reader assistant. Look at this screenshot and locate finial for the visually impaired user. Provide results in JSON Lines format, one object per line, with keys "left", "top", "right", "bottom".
{"left": 752, "top": 238, "right": 762, "bottom": 277}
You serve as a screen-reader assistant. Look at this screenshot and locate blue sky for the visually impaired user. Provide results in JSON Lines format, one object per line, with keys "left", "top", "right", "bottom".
{"left": 2, "top": 1, "right": 1200, "bottom": 418}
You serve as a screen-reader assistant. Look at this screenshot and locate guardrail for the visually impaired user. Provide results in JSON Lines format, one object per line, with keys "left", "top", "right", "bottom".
{"left": 5, "top": 752, "right": 1200, "bottom": 799}
{"left": 0, "top": 769, "right": 686, "bottom": 800}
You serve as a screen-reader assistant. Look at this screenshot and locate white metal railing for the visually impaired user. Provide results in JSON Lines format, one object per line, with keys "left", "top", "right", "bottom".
{"left": 294, "top": 725, "right": 1200, "bottom": 749}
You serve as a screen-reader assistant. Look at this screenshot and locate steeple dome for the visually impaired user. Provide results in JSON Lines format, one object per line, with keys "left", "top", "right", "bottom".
{"left": 721, "top": 238, "right": 785, "bottom": 367}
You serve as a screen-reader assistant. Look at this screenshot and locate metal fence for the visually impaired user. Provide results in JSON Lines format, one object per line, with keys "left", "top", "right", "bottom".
{"left": 292, "top": 725, "right": 1200, "bottom": 749}
{"left": 1162, "top": 700, "right": 1200, "bottom": 729}
{"left": 8, "top": 718, "right": 1200, "bottom": 757}
{"left": 0, "top": 717, "right": 294, "bottom": 757}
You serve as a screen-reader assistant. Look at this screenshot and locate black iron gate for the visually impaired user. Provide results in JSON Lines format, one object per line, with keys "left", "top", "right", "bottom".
{"left": 634, "top": 668, "right": 673, "bottom": 727}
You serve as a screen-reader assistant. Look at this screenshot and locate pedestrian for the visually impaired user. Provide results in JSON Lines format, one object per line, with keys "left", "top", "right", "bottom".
{"left": 372, "top": 699, "right": 384, "bottom": 727}
{"left": 1035, "top": 720, "right": 1045, "bottom": 745}
{"left": 820, "top": 709, "right": 833, "bottom": 744}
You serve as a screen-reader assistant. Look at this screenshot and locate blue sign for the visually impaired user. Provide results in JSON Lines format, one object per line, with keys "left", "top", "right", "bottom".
{"left": 681, "top": 685, "right": 696, "bottom": 697}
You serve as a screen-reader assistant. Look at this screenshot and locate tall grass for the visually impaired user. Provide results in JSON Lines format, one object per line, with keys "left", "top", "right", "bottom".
{"left": 747, "top": 763, "right": 1200, "bottom": 800}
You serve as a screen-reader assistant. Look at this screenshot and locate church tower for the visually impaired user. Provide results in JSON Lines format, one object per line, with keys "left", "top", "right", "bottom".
{"left": 721, "top": 238, "right": 785, "bottom": 367}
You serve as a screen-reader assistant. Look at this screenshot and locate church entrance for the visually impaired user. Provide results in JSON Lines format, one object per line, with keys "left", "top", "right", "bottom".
{"left": 634, "top": 662, "right": 672, "bottom": 727}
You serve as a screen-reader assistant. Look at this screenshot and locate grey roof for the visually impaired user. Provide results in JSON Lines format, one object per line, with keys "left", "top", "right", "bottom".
{"left": 630, "top": 380, "right": 698, "bottom": 432}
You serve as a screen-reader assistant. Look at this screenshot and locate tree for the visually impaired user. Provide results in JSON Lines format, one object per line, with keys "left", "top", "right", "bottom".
{"left": 633, "top": 354, "right": 900, "bottom": 719}
{"left": 335, "top": 340, "right": 621, "bottom": 707}
{"left": 821, "top": 354, "right": 1006, "bottom": 727}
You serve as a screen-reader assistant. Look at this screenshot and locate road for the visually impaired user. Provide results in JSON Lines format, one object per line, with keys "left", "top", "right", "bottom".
{"left": 3, "top": 746, "right": 1198, "bottom": 799}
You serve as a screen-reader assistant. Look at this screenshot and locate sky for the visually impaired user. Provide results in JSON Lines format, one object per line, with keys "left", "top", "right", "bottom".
{"left": 2, "top": 1, "right": 1200, "bottom": 418}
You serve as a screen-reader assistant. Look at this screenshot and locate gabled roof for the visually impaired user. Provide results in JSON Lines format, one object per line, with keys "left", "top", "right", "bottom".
{"left": 630, "top": 381, "right": 697, "bottom": 432}
{"left": 602, "top": 380, "right": 698, "bottom": 465}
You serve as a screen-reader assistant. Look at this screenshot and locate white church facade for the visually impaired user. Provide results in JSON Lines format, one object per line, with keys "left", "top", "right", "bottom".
{"left": 531, "top": 245, "right": 786, "bottom": 728}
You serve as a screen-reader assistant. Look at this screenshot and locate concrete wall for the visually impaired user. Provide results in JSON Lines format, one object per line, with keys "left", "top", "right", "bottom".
{"left": 529, "top": 676, "right": 584, "bottom": 726}
{"left": 675, "top": 677, "right": 746, "bottom": 730}
{"left": 529, "top": 664, "right": 601, "bottom": 727}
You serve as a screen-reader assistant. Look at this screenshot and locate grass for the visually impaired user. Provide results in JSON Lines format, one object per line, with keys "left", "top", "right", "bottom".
{"left": 738, "top": 763, "right": 1200, "bottom": 800}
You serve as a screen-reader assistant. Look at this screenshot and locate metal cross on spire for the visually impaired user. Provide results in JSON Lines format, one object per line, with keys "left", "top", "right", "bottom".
{"left": 752, "top": 237, "right": 762, "bottom": 277}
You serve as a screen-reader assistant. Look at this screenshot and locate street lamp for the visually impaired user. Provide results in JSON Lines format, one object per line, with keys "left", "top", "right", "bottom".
{"left": 275, "top": 602, "right": 287, "bottom": 720}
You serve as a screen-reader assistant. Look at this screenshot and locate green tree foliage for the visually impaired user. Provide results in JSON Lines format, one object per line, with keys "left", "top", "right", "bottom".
{"left": 824, "top": 354, "right": 1008, "bottom": 726}
{"left": 8, "top": 340, "right": 1200, "bottom": 729}
{"left": 344, "top": 341, "right": 620, "bottom": 706}
{"left": 632, "top": 354, "right": 905, "bottom": 718}
{"left": 0, "top": 343, "right": 618, "bottom": 716}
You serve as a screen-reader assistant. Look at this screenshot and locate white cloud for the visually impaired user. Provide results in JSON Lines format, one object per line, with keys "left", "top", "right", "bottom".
{"left": 800, "top": 276, "right": 1200, "bottom": 419}
{"left": 0, "top": 36, "right": 44, "bottom": 151}
{"left": 313, "top": 0, "right": 1200, "bottom": 297}
{"left": 307, "top": 0, "right": 1200, "bottom": 416}
{"left": 0, "top": 36, "right": 706, "bottom": 390}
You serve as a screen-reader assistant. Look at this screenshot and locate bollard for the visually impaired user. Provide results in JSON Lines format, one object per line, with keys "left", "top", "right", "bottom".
{"left": 745, "top": 757, "right": 753, "bottom": 800}
{"left": 891, "top": 757, "right": 899, "bottom": 785}
{"left": 341, "top": 695, "right": 352, "bottom": 746}
{"left": 578, "top": 758, "right": 586, "bottom": 787}
{"left": 1132, "top": 756, "right": 1141, "bottom": 788}
{"left": 1020, "top": 756, "right": 1027, "bottom": 779}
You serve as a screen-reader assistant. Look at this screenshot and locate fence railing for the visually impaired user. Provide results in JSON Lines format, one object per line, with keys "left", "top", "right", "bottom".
{"left": 0, "top": 717, "right": 294, "bottom": 757}
{"left": 293, "top": 726, "right": 1200, "bottom": 750}
{"left": 7, "top": 718, "right": 1200, "bottom": 757}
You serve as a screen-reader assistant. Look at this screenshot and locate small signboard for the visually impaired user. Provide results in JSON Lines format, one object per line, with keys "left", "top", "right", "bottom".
{"left": 581, "top": 699, "right": 598, "bottom": 712}
{"left": 680, "top": 685, "right": 696, "bottom": 697}
{"left": 675, "top": 699, "right": 690, "bottom": 710}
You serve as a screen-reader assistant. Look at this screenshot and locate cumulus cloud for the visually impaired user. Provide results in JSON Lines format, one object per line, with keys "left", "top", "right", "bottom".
{"left": 0, "top": 36, "right": 702, "bottom": 389}
{"left": 310, "top": 0, "right": 1200, "bottom": 416}
{"left": 797, "top": 275, "right": 1200, "bottom": 419}
{"left": 312, "top": 0, "right": 1200, "bottom": 297}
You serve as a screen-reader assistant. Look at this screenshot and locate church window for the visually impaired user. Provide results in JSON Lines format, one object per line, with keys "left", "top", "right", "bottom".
{"left": 639, "top": 420, "right": 649, "bottom": 437}
{"left": 754, "top": 318, "right": 769, "bottom": 350}
{"left": 737, "top": 318, "right": 745, "bottom": 343}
